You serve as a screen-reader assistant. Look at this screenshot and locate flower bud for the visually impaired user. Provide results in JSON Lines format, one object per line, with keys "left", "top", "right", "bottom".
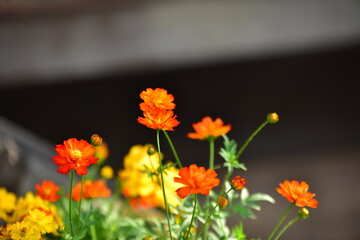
{"left": 298, "top": 208, "right": 309, "bottom": 219}
{"left": 147, "top": 145, "right": 157, "bottom": 155}
{"left": 100, "top": 165, "right": 114, "bottom": 179}
{"left": 143, "top": 237, "right": 153, "bottom": 240}
{"left": 231, "top": 176, "right": 247, "bottom": 190}
{"left": 218, "top": 196, "right": 228, "bottom": 207}
{"left": 91, "top": 134, "right": 103, "bottom": 146}
{"left": 267, "top": 113, "right": 279, "bottom": 124}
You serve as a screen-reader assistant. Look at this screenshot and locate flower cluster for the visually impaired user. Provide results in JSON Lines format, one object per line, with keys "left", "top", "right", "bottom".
{"left": 0, "top": 88, "right": 318, "bottom": 240}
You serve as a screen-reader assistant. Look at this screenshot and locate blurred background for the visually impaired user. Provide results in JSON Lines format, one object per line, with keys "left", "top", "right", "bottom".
{"left": 1, "top": 0, "right": 360, "bottom": 239}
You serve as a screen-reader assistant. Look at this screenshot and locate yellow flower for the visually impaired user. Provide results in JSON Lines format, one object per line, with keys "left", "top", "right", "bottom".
{"left": 7, "top": 221, "right": 42, "bottom": 240}
{"left": 95, "top": 142, "right": 109, "bottom": 164}
{"left": 119, "top": 144, "right": 182, "bottom": 209}
{"left": 100, "top": 165, "right": 114, "bottom": 179}
{"left": 0, "top": 225, "right": 12, "bottom": 240}
{"left": 0, "top": 188, "right": 17, "bottom": 222}
{"left": 22, "top": 208, "right": 54, "bottom": 234}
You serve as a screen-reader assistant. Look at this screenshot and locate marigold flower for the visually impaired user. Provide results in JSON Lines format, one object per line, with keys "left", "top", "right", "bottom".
{"left": 231, "top": 176, "right": 247, "bottom": 190}
{"left": 35, "top": 181, "right": 61, "bottom": 202}
{"left": 7, "top": 221, "right": 42, "bottom": 240}
{"left": 174, "top": 164, "right": 220, "bottom": 199}
{"left": 139, "top": 88, "right": 176, "bottom": 112}
{"left": 71, "top": 180, "right": 111, "bottom": 201}
{"left": 0, "top": 188, "right": 17, "bottom": 222}
{"left": 187, "top": 116, "right": 231, "bottom": 140}
{"left": 138, "top": 109, "right": 180, "bottom": 131}
{"left": 53, "top": 138, "right": 98, "bottom": 175}
{"left": 119, "top": 144, "right": 182, "bottom": 209}
{"left": 276, "top": 180, "right": 318, "bottom": 208}
{"left": 22, "top": 208, "right": 54, "bottom": 234}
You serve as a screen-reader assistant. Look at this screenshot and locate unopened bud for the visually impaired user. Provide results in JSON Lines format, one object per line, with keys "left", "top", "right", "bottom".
{"left": 231, "top": 176, "right": 247, "bottom": 190}
{"left": 218, "top": 196, "right": 228, "bottom": 207}
{"left": 91, "top": 134, "right": 103, "bottom": 146}
{"left": 147, "top": 145, "right": 157, "bottom": 155}
{"left": 267, "top": 113, "right": 279, "bottom": 124}
{"left": 298, "top": 208, "right": 309, "bottom": 219}
{"left": 143, "top": 237, "right": 153, "bottom": 240}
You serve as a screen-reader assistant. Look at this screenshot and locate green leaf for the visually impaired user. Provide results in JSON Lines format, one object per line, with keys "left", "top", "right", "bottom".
{"left": 232, "top": 222, "right": 247, "bottom": 240}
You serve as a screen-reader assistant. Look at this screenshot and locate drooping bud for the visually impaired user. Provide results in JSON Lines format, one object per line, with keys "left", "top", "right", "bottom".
{"left": 231, "top": 176, "right": 247, "bottom": 190}
{"left": 218, "top": 196, "right": 228, "bottom": 207}
{"left": 91, "top": 134, "right": 103, "bottom": 146}
{"left": 298, "top": 208, "right": 310, "bottom": 219}
{"left": 267, "top": 113, "right": 279, "bottom": 124}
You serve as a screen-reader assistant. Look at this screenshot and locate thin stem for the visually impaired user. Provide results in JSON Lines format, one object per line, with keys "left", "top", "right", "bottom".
{"left": 162, "top": 130, "right": 182, "bottom": 168}
{"left": 235, "top": 121, "right": 268, "bottom": 159}
{"left": 90, "top": 224, "right": 98, "bottom": 240}
{"left": 195, "top": 188, "right": 233, "bottom": 239}
{"left": 267, "top": 203, "right": 295, "bottom": 240}
{"left": 77, "top": 175, "right": 85, "bottom": 232}
{"left": 157, "top": 129, "right": 173, "bottom": 240}
{"left": 68, "top": 169, "right": 74, "bottom": 237}
{"left": 209, "top": 138, "right": 215, "bottom": 169}
{"left": 185, "top": 194, "right": 198, "bottom": 240}
{"left": 220, "top": 120, "right": 269, "bottom": 195}
{"left": 273, "top": 216, "right": 300, "bottom": 240}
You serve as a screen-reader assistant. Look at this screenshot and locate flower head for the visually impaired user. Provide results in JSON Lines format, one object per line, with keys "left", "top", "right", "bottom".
{"left": 53, "top": 138, "right": 98, "bottom": 175}
{"left": 218, "top": 196, "right": 228, "bottom": 207}
{"left": 187, "top": 116, "right": 231, "bottom": 140}
{"left": 174, "top": 164, "right": 220, "bottom": 199}
{"left": 0, "top": 188, "right": 17, "bottom": 222}
{"left": 91, "top": 134, "right": 103, "bottom": 146}
{"left": 267, "top": 112, "right": 279, "bottom": 124}
{"left": 139, "top": 88, "right": 176, "bottom": 111}
{"left": 100, "top": 165, "right": 114, "bottom": 179}
{"left": 231, "top": 176, "right": 247, "bottom": 190}
{"left": 138, "top": 109, "right": 180, "bottom": 131}
{"left": 71, "top": 180, "right": 111, "bottom": 201}
{"left": 276, "top": 180, "right": 318, "bottom": 208}
{"left": 6, "top": 221, "right": 42, "bottom": 240}
{"left": 35, "top": 181, "right": 60, "bottom": 202}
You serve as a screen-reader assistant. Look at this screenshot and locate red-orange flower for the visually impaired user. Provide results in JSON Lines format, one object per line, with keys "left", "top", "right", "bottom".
{"left": 35, "top": 180, "right": 61, "bottom": 202}
{"left": 174, "top": 164, "right": 220, "bottom": 199}
{"left": 187, "top": 116, "right": 231, "bottom": 140}
{"left": 276, "top": 180, "right": 318, "bottom": 208}
{"left": 71, "top": 180, "right": 111, "bottom": 201}
{"left": 138, "top": 109, "right": 180, "bottom": 131}
{"left": 139, "top": 88, "right": 176, "bottom": 112}
{"left": 53, "top": 138, "right": 98, "bottom": 175}
{"left": 231, "top": 176, "right": 247, "bottom": 190}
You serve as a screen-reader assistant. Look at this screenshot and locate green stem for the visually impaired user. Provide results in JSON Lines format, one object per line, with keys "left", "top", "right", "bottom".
{"left": 195, "top": 188, "right": 233, "bottom": 239}
{"left": 157, "top": 129, "right": 173, "bottom": 240}
{"left": 273, "top": 216, "right": 300, "bottom": 240}
{"left": 162, "top": 130, "right": 183, "bottom": 168}
{"left": 90, "top": 223, "right": 98, "bottom": 240}
{"left": 185, "top": 194, "right": 198, "bottom": 240}
{"left": 235, "top": 121, "right": 268, "bottom": 159}
{"left": 220, "top": 120, "right": 269, "bottom": 195}
{"left": 267, "top": 203, "right": 295, "bottom": 240}
{"left": 68, "top": 169, "right": 74, "bottom": 237}
{"left": 77, "top": 175, "right": 85, "bottom": 233}
{"left": 209, "top": 138, "right": 215, "bottom": 169}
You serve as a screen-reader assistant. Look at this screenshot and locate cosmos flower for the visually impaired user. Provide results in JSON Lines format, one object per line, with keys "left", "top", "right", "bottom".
{"left": 231, "top": 176, "right": 247, "bottom": 190}
{"left": 276, "top": 180, "right": 318, "bottom": 208}
{"left": 36, "top": 181, "right": 60, "bottom": 202}
{"left": 138, "top": 109, "right": 180, "bottom": 131}
{"left": 53, "top": 138, "right": 98, "bottom": 175}
{"left": 187, "top": 116, "right": 231, "bottom": 140}
{"left": 174, "top": 164, "right": 220, "bottom": 199}
{"left": 71, "top": 180, "right": 111, "bottom": 202}
{"left": 139, "top": 88, "right": 176, "bottom": 112}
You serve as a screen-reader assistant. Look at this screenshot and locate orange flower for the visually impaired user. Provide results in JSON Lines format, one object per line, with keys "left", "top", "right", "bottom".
{"left": 71, "top": 180, "right": 111, "bottom": 201}
{"left": 231, "top": 176, "right": 247, "bottom": 190}
{"left": 138, "top": 109, "right": 180, "bottom": 131}
{"left": 53, "top": 138, "right": 98, "bottom": 175}
{"left": 35, "top": 181, "right": 61, "bottom": 202}
{"left": 174, "top": 164, "right": 220, "bottom": 199}
{"left": 139, "top": 88, "right": 176, "bottom": 112}
{"left": 187, "top": 116, "right": 231, "bottom": 140}
{"left": 276, "top": 180, "right": 318, "bottom": 208}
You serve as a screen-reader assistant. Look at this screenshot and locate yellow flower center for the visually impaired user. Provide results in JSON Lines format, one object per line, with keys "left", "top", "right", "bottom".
{"left": 70, "top": 150, "right": 82, "bottom": 161}
{"left": 44, "top": 189, "right": 50, "bottom": 195}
